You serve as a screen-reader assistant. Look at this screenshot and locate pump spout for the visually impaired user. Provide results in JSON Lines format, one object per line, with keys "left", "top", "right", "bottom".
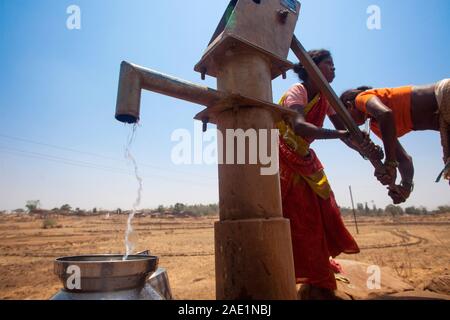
{"left": 115, "top": 61, "right": 226, "bottom": 124}
{"left": 116, "top": 61, "right": 141, "bottom": 123}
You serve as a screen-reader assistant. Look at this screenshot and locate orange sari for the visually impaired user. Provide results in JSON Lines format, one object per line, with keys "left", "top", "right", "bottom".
{"left": 278, "top": 91, "right": 360, "bottom": 290}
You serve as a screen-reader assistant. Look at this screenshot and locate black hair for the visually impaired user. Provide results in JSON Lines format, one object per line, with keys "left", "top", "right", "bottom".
{"left": 293, "top": 49, "right": 332, "bottom": 82}
{"left": 340, "top": 86, "right": 373, "bottom": 107}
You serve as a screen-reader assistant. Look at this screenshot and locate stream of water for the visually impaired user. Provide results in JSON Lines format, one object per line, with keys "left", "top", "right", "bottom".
{"left": 123, "top": 124, "right": 143, "bottom": 260}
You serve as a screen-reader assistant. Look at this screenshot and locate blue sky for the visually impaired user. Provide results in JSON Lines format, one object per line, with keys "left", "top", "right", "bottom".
{"left": 0, "top": 0, "right": 449, "bottom": 211}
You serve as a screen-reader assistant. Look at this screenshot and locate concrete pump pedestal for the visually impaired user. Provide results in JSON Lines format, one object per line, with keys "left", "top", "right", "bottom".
{"left": 208, "top": 41, "right": 297, "bottom": 300}
{"left": 215, "top": 218, "right": 297, "bottom": 300}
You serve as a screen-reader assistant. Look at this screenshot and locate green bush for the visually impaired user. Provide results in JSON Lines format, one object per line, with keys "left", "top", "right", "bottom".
{"left": 42, "top": 218, "right": 58, "bottom": 229}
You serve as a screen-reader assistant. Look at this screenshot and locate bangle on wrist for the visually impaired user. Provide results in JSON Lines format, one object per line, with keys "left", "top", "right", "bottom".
{"left": 401, "top": 180, "right": 414, "bottom": 192}
{"left": 322, "top": 129, "right": 337, "bottom": 139}
{"left": 384, "top": 160, "right": 399, "bottom": 168}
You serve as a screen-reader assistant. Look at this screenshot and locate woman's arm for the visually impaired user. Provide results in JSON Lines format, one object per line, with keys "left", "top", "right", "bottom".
{"left": 329, "top": 114, "right": 358, "bottom": 150}
{"left": 396, "top": 140, "right": 414, "bottom": 185}
{"left": 290, "top": 104, "right": 349, "bottom": 140}
{"left": 387, "top": 140, "right": 414, "bottom": 203}
{"left": 362, "top": 97, "right": 399, "bottom": 185}
{"left": 366, "top": 97, "right": 398, "bottom": 162}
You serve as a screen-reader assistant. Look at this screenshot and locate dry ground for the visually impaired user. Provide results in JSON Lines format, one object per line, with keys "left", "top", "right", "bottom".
{"left": 0, "top": 213, "right": 448, "bottom": 300}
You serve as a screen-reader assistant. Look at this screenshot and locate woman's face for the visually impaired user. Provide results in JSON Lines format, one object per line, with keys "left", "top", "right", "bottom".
{"left": 318, "top": 57, "right": 336, "bottom": 83}
{"left": 345, "top": 100, "right": 367, "bottom": 126}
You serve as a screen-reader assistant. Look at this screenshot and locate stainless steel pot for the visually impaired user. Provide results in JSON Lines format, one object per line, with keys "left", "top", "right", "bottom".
{"left": 51, "top": 254, "right": 170, "bottom": 300}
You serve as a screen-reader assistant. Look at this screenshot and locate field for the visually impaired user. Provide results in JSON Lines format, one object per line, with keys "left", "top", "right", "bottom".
{"left": 0, "top": 213, "right": 449, "bottom": 300}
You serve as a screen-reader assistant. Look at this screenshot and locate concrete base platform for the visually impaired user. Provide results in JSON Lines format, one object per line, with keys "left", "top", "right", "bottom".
{"left": 332, "top": 259, "right": 449, "bottom": 300}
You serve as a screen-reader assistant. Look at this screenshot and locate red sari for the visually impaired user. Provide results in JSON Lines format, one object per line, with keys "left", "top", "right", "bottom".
{"left": 278, "top": 87, "right": 360, "bottom": 290}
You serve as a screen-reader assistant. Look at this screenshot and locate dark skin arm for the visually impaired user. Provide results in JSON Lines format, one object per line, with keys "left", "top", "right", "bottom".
{"left": 366, "top": 97, "right": 398, "bottom": 162}
{"left": 388, "top": 141, "right": 414, "bottom": 204}
{"left": 365, "top": 97, "right": 398, "bottom": 185}
{"left": 329, "top": 114, "right": 359, "bottom": 150}
{"left": 396, "top": 140, "right": 414, "bottom": 184}
{"left": 289, "top": 104, "right": 349, "bottom": 140}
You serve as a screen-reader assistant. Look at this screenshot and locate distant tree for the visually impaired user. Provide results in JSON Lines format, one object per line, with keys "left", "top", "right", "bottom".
{"left": 14, "top": 208, "right": 25, "bottom": 214}
{"left": 385, "top": 204, "right": 404, "bottom": 217}
{"left": 157, "top": 205, "right": 165, "bottom": 213}
{"left": 356, "top": 203, "right": 364, "bottom": 213}
{"left": 60, "top": 204, "right": 72, "bottom": 211}
{"left": 405, "top": 206, "right": 428, "bottom": 215}
{"left": 182, "top": 203, "right": 219, "bottom": 216}
{"left": 116, "top": 208, "right": 122, "bottom": 214}
{"left": 405, "top": 206, "right": 420, "bottom": 215}
{"left": 364, "top": 202, "right": 370, "bottom": 215}
{"left": 26, "top": 200, "right": 41, "bottom": 212}
{"left": 173, "top": 203, "right": 186, "bottom": 214}
{"left": 372, "top": 201, "right": 377, "bottom": 212}
{"left": 208, "top": 204, "right": 218, "bottom": 214}
{"left": 93, "top": 207, "right": 97, "bottom": 214}
{"left": 436, "top": 206, "right": 450, "bottom": 214}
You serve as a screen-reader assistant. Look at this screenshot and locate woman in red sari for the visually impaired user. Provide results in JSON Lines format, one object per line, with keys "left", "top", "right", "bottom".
{"left": 278, "top": 50, "right": 378, "bottom": 299}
